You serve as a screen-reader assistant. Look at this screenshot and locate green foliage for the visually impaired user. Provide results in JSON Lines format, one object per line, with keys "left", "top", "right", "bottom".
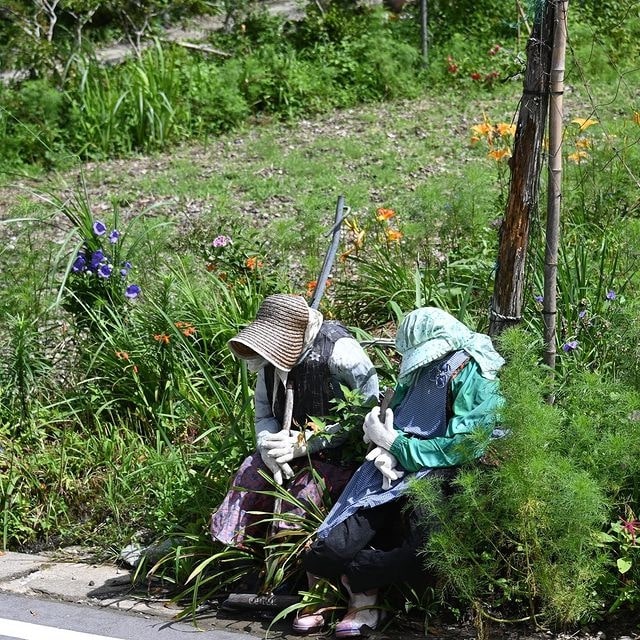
{"left": 1, "top": 2, "right": 640, "bottom": 624}
{"left": 409, "top": 328, "right": 640, "bottom": 625}
{"left": 66, "top": 41, "right": 184, "bottom": 157}
{"left": 428, "top": 33, "right": 525, "bottom": 90}
{"left": 424, "top": 0, "right": 524, "bottom": 44}
{"left": 0, "top": 314, "right": 51, "bottom": 425}
{"left": 332, "top": 206, "right": 494, "bottom": 329}
{"left": 0, "top": 80, "right": 66, "bottom": 168}
{"left": 571, "top": 1, "right": 640, "bottom": 65}
{"left": 177, "top": 57, "right": 250, "bottom": 137}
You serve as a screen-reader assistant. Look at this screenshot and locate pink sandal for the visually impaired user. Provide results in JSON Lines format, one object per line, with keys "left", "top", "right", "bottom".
{"left": 292, "top": 607, "right": 331, "bottom": 635}
{"left": 334, "top": 576, "right": 384, "bottom": 638}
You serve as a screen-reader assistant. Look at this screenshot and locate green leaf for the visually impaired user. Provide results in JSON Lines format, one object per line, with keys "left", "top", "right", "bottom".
{"left": 617, "top": 557, "right": 632, "bottom": 574}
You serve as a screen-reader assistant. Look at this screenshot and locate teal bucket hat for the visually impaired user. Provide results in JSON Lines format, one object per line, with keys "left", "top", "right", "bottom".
{"left": 396, "top": 307, "right": 505, "bottom": 383}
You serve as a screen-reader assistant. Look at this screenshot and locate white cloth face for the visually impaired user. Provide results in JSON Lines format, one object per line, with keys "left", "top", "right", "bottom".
{"left": 246, "top": 355, "right": 268, "bottom": 373}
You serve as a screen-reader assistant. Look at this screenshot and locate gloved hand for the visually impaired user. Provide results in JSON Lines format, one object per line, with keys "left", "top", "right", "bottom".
{"left": 257, "top": 432, "right": 294, "bottom": 484}
{"left": 366, "top": 446, "right": 405, "bottom": 490}
{"left": 363, "top": 406, "right": 397, "bottom": 450}
{"left": 261, "top": 429, "right": 310, "bottom": 465}
{"left": 259, "top": 448, "right": 284, "bottom": 485}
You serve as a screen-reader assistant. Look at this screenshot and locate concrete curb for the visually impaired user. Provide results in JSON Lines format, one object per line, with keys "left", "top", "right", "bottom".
{"left": 0, "top": 551, "right": 179, "bottom": 618}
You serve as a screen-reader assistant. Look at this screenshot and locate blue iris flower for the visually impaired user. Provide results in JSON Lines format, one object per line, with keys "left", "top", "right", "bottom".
{"left": 93, "top": 220, "right": 107, "bottom": 236}
{"left": 72, "top": 254, "right": 87, "bottom": 273}
{"left": 125, "top": 284, "right": 141, "bottom": 299}
{"left": 90, "top": 250, "right": 105, "bottom": 269}
{"left": 98, "top": 263, "right": 113, "bottom": 279}
{"left": 562, "top": 340, "right": 579, "bottom": 353}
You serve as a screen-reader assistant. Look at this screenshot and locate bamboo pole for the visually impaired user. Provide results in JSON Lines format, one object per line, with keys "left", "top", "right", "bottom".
{"left": 543, "top": 0, "right": 569, "bottom": 369}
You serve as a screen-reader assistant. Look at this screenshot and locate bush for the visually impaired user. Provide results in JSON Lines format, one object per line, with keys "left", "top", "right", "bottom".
{"left": 0, "top": 80, "right": 66, "bottom": 168}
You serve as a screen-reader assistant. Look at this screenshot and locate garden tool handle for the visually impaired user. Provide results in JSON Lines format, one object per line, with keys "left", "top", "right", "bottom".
{"left": 282, "top": 381, "right": 294, "bottom": 435}
{"left": 366, "top": 387, "right": 395, "bottom": 453}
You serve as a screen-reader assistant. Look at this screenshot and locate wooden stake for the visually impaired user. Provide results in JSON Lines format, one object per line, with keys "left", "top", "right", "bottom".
{"left": 489, "top": 0, "right": 556, "bottom": 337}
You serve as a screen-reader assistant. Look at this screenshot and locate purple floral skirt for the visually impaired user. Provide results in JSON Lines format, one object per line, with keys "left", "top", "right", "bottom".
{"left": 210, "top": 451, "right": 354, "bottom": 547}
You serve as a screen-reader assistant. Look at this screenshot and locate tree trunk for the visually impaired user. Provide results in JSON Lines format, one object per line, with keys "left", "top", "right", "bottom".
{"left": 489, "top": 0, "right": 556, "bottom": 336}
{"left": 543, "top": 0, "right": 569, "bottom": 368}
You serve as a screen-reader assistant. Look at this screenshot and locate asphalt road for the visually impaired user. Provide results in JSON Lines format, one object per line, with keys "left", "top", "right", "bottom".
{"left": 0, "top": 592, "right": 261, "bottom": 640}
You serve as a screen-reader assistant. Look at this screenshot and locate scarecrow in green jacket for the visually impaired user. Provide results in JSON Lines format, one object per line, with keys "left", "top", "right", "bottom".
{"left": 295, "top": 307, "right": 505, "bottom": 638}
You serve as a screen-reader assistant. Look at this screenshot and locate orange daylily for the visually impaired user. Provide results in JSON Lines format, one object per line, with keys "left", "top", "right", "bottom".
{"left": 376, "top": 208, "right": 396, "bottom": 221}
{"left": 471, "top": 122, "right": 492, "bottom": 138}
{"left": 488, "top": 148, "right": 511, "bottom": 162}
{"left": 154, "top": 333, "right": 170, "bottom": 344}
{"left": 245, "top": 256, "right": 264, "bottom": 270}
{"left": 306, "top": 279, "right": 331, "bottom": 297}
{"left": 306, "top": 280, "right": 317, "bottom": 297}
{"left": 572, "top": 117, "right": 598, "bottom": 131}
{"left": 344, "top": 217, "right": 366, "bottom": 251}
{"left": 385, "top": 229, "right": 403, "bottom": 242}
{"left": 568, "top": 150, "right": 589, "bottom": 163}
{"left": 175, "top": 321, "right": 197, "bottom": 337}
{"left": 495, "top": 122, "right": 516, "bottom": 137}
{"left": 575, "top": 137, "right": 591, "bottom": 149}
{"left": 115, "top": 351, "right": 130, "bottom": 361}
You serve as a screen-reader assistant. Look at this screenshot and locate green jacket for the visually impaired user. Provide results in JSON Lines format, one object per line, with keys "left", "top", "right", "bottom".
{"left": 389, "top": 360, "right": 503, "bottom": 472}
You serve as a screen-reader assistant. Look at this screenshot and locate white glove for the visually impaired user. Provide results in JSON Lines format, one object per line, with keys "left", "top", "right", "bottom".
{"left": 363, "top": 406, "right": 397, "bottom": 450}
{"left": 257, "top": 432, "right": 294, "bottom": 484}
{"left": 261, "top": 429, "right": 309, "bottom": 465}
{"left": 259, "top": 448, "right": 284, "bottom": 485}
{"left": 366, "top": 446, "right": 405, "bottom": 490}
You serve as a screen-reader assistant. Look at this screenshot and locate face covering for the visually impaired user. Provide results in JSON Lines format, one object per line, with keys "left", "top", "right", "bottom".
{"left": 246, "top": 355, "right": 268, "bottom": 373}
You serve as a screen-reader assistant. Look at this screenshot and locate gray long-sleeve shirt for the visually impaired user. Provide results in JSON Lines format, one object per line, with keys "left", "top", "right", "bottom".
{"left": 254, "top": 335, "right": 379, "bottom": 451}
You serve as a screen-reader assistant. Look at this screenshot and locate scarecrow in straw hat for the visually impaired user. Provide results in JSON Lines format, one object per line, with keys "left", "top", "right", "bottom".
{"left": 296, "top": 307, "right": 505, "bottom": 637}
{"left": 210, "top": 293, "right": 379, "bottom": 551}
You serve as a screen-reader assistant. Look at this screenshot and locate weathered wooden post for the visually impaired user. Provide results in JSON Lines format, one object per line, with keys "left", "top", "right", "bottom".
{"left": 488, "top": 0, "right": 556, "bottom": 336}
{"left": 543, "top": 0, "right": 569, "bottom": 369}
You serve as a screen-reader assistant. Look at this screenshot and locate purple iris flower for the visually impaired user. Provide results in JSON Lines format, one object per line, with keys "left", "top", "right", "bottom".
{"left": 562, "top": 340, "right": 579, "bottom": 353}
{"left": 534, "top": 294, "right": 543, "bottom": 303}
{"left": 578, "top": 309, "right": 587, "bottom": 319}
{"left": 93, "top": 220, "right": 107, "bottom": 236}
{"left": 212, "top": 235, "right": 232, "bottom": 248}
{"left": 125, "top": 284, "right": 141, "bottom": 299}
{"left": 90, "top": 250, "right": 105, "bottom": 269}
{"left": 72, "top": 254, "right": 87, "bottom": 273}
{"left": 109, "top": 229, "right": 120, "bottom": 244}
{"left": 98, "top": 263, "right": 113, "bottom": 278}
{"left": 606, "top": 290, "right": 616, "bottom": 300}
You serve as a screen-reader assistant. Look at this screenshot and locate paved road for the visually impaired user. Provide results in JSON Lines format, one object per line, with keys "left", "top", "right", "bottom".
{"left": 0, "top": 592, "right": 260, "bottom": 640}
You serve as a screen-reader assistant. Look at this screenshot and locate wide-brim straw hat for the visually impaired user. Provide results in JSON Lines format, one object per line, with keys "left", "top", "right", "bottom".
{"left": 228, "top": 294, "right": 310, "bottom": 372}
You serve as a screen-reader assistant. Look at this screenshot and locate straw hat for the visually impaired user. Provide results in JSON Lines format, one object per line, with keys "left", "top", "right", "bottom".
{"left": 228, "top": 294, "right": 310, "bottom": 371}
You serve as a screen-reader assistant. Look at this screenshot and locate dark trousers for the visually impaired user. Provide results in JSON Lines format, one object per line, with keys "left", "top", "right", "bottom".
{"left": 303, "top": 498, "right": 427, "bottom": 593}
